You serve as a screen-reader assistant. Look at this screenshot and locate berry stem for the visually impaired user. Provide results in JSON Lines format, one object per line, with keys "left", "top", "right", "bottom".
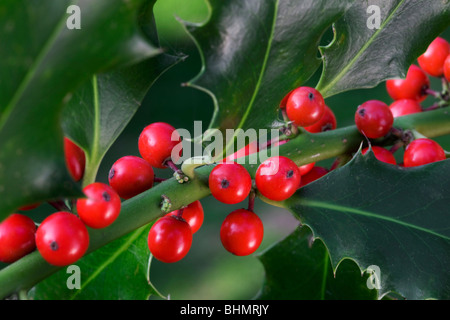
{"left": 48, "top": 200, "right": 71, "bottom": 212}
{"left": 154, "top": 177, "right": 167, "bottom": 183}
{"left": 247, "top": 190, "right": 256, "bottom": 212}
{"left": 165, "top": 159, "right": 189, "bottom": 183}
{"left": 281, "top": 108, "right": 289, "bottom": 122}
{"left": 2, "top": 106, "right": 450, "bottom": 299}
{"left": 424, "top": 102, "right": 442, "bottom": 112}
{"left": 389, "top": 140, "right": 404, "bottom": 154}
{"left": 176, "top": 207, "right": 185, "bottom": 218}
{"left": 424, "top": 88, "right": 441, "bottom": 99}
{"left": 165, "top": 159, "right": 180, "bottom": 172}
{"left": 441, "top": 77, "right": 449, "bottom": 96}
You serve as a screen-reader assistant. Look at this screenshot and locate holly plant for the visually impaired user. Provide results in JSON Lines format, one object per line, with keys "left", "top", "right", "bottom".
{"left": 1, "top": 0, "right": 450, "bottom": 301}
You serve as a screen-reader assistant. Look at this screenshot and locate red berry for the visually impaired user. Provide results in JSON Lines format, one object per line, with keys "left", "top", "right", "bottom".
{"left": 64, "top": 137, "right": 86, "bottom": 182}
{"left": 386, "top": 65, "right": 429, "bottom": 102}
{"left": 362, "top": 146, "right": 396, "bottom": 165}
{"left": 167, "top": 200, "right": 204, "bottom": 234}
{"left": 286, "top": 87, "right": 325, "bottom": 127}
{"left": 299, "top": 166, "right": 328, "bottom": 187}
{"left": 355, "top": 100, "right": 394, "bottom": 139}
{"left": 403, "top": 138, "right": 446, "bottom": 167}
{"left": 220, "top": 209, "right": 264, "bottom": 256}
{"left": 389, "top": 99, "right": 422, "bottom": 118}
{"left": 0, "top": 214, "right": 36, "bottom": 263}
{"left": 108, "top": 156, "right": 154, "bottom": 199}
{"left": 138, "top": 122, "right": 182, "bottom": 169}
{"left": 304, "top": 105, "right": 337, "bottom": 133}
{"left": 298, "top": 162, "right": 315, "bottom": 176}
{"left": 209, "top": 163, "right": 252, "bottom": 204}
{"left": 35, "top": 211, "right": 89, "bottom": 266}
{"left": 444, "top": 54, "right": 450, "bottom": 82}
{"left": 76, "top": 182, "right": 121, "bottom": 229}
{"left": 255, "top": 156, "right": 301, "bottom": 201}
{"left": 418, "top": 37, "right": 450, "bottom": 77}
{"left": 147, "top": 215, "right": 192, "bottom": 263}
{"left": 279, "top": 89, "right": 294, "bottom": 109}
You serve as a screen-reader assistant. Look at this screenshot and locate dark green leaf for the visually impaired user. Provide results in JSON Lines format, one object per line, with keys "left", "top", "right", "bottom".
{"left": 257, "top": 225, "right": 378, "bottom": 300}
{"left": 62, "top": 0, "right": 183, "bottom": 184}
{"left": 284, "top": 150, "right": 450, "bottom": 300}
{"left": 316, "top": 0, "right": 450, "bottom": 98}
{"left": 183, "top": 0, "right": 354, "bottom": 155}
{"left": 62, "top": 53, "right": 182, "bottom": 186}
{"left": 30, "top": 225, "right": 157, "bottom": 300}
{"left": 0, "top": 0, "right": 161, "bottom": 218}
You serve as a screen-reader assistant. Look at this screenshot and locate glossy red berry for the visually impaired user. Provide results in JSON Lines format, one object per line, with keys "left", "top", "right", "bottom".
{"left": 64, "top": 137, "right": 86, "bottom": 182}
{"left": 418, "top": 37, "right": 450, "bottom": 77}
{"left": 0, "top": 214, "right": 36, "bottom": 263}
{"left": 108, "top": 156, "right": 154, "bottom": 199}
{"left": 355, "top": 100, "right": 394, "bottom": 139}
{"left": 403, "top": 138, "right": 446, "bottom": 167}
{"left": 255, "top": 156, "right": 301, "bottom": 201}
{"left": 304, "top": 105, "right": 337, "bottom": 133}
{"left": 279, "top": 89, "right": 294, "bottom": 109}
{"left": 386, "top": 65, "right": 429, "bottom": 102}
{"left": 220, "top": 209, "right": 264, "bottom": 256}
{"left": 389, "top": 99, "right": 422, "bottom": 118}
{"left": 209, "top": 163, "right": 252, "bottom": 204}
{"left": 286, "top": 87, "right": 325, "bottom": 127}
{"left": 362, "top": 146, "right": 396, "bottom": 165}
{"left": 147, "top": 215, "right": 192, "bottom": 263}
{"left": 138, "top": 122, "right": 182, "bottom": 169}
{"left": 444, "top": 54, "right": 450, "bottom": 82}
{"left": 167, "top": 200, "right": 204, "bottom": 234}
{"left": 76, "top": 182, "right": 121, "bottom": 229}
{"left": 299, "top": 166, "right": 328, "bottom": 187}
{"left": 35, "top": 211, "right": 89, "bottom": 266}
{"left": 298, "top": 162, "right": 315, "bottom": 176}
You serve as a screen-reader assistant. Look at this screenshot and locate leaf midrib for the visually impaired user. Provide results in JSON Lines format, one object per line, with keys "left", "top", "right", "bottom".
{"left": 222, "top": 0, "right": 280, "bottom": 156}
{"left": 300, "top": 199, "right": 450, "bottom": 241}
{"left": 69, "top": 227, "right": 147, "bottom": 300}
{"left": 317, "top": 0, "right": 406, "bottom": 97}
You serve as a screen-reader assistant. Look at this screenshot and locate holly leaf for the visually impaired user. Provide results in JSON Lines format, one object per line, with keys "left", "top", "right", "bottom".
{"left": 62, "top": 1, "right": 183, "bottom": 185}
{"left": 257, "top": 225, "right": 378, "bottom": 300}
{"left": 0, "top": 0, "right": 161, "bottom": 219}
{"left": 316, "top": 0, "right": 450, "bottom": 98}
{"left": 30, "top": 225, "right": 160, "bottom": 300}
{"left": 183, "top": 0, "right": 354, "bottom": 155}
{"left": 283, "top": 150, "right": 450, "bottom": 300}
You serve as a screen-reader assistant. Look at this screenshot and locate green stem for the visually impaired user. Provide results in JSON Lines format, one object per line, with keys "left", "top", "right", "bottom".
{"left": 0, "top": 174, "right": 211, "bottom": 299}
{"left": 1, "top": 107, "right": 450, "bottom": 299}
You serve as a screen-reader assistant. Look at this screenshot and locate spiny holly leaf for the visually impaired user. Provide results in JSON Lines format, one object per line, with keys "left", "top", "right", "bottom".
{"left": 316, "top": 0, "right": 450, "bottom": 98}
{"left": 257, "top": 225, "right": 378, "bottom": 300}
{"left": 284, "top": 150, "right": 450, "bottom": 300}
{"left": 62, "top": 0, "right": 183, "bottom": 185}
{"left": 0, "top": 0, "right": 161, "bottom": 219}
{"left": 30, "top": 225, "right": 159, "bottom": 300}
{"left": 183, "top": 0, "right": 354, "bottom": 155}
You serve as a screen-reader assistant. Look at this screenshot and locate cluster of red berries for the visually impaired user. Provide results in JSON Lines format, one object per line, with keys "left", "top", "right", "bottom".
{"left": 354, "top": 36, "right": 449, "bottom": 167}
{"left": 1, "top": 137, "right": 127, "bottom": 266}
{"left": 0, "top": 122, "right": 182, "bottom": 266}
{"left": 1, "top": 137, "right": 91, "bottom": 266}
{"left": 143, "top": 118, "right": 334, "bottom": 262}
{"left": 2, "top": 36, "right": 448, "bottom": 269}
